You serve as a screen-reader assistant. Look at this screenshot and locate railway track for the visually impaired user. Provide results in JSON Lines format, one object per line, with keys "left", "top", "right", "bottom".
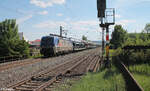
{"left": 0, "top": 48, "right": 98, "bottom": 72}
{"left": 46, "top": 53, "right": 101, "bottom": 91}
{"left": 7, "top": 49, "right": 101, "bottom": 91}
{"left": 0, "top": 54, "right": 80, "bottom": 72}
{"left": 45, "top": 53, "right": 101, "bottom": 91}
{"left": 0, "top": 58, "right": 42, "bottom": 72}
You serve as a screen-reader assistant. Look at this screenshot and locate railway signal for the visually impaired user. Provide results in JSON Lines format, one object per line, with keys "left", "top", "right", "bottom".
{"left": 97, "top": 0, "right": 115, "bottom": 68}
{"left": 97, "top": 0, "right": 106, "bottom": 18}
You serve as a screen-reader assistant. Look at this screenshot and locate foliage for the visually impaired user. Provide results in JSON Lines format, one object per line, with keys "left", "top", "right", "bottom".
{"left": 29, "top": 48, "right": 42, "bottom": 58}
{"left": 123, "top": 33, "right": 147, "bottom": 46}
{"left": 110, "top": 25, "right": 127, "bottom": 49}
{"left": 132, "top": 73, "right": 150, "bottom": 91}
{"left": 71, "top": 65, "right": 126, "bottom": 91}
{"left": 111, "top": 23, "right": 150, "bottom": 91}
{"left": 112, "top": 48, "right": 122, "bottom": 57}
{"left": 114, "top": 31, "right": 150, "bottom": 65}
{"left": 82, "top": 35, "right": 87, "bottom": 41}
{"left": 129, "top": 64, "right": 150, "bottom": 75}
{"left": 139, "top": 33, "right": 149, "bottom": 41}
{"left": 113, "top": 49, "right": 150, "bottom": 65}
{"left": 113, "top": 37, "right": 150, "bottom": 64}
{"left": 129, "top": 64, "right": 150, "bottom": 91}
{"left": 0, "top": 19, "right": 29, "bottom": 57}
{"left": 144, "top": 23, "right": 150, "bottom": 33}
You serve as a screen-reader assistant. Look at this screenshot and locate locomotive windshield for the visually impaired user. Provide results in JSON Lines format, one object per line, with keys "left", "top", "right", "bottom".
{"left": 41, "top": 37, "right": 54, "bottom": 47}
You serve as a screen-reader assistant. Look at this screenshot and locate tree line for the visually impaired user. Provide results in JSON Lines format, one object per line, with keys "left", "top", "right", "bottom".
{"left": 110, "top": 23, "right": 150, "bottom": 49}
{"left": 110, "top": 24, "right": 150, "bottom": 65}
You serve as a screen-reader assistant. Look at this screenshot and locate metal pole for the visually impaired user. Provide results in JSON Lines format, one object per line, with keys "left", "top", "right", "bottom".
{"left": 106, "top": 25, "right": 110, "bottom": 67}
{"left": 60, "top": 26, "right": 62, "bottom": 37}
{"left": 102, "top": 27, "right": 105, "bottom": 57}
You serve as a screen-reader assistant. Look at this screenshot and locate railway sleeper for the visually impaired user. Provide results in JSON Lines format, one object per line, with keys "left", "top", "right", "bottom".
{"left": 10, "top": 53, "right": 97, "bottom": 91}
{"left": 88, "top": 57, "right": 98, "bottom": 72}
{"left": 93, "top": 58, "right": 101, "bottom": 72}
{"left": 20, "top": 84, "right": 39, "bottom": 88}
{"left": 54, "top": 80, "right": 60, "bottom": 83}
{"left": 25, "top": 82, "right": 41, "bottom": 86}
{"left": 15, "top": 87, "right": 34, "bottom": 91}
{"left": 42, "top": 56, "right": 98, "bottom": 90}
{"left": 42, "top": 58, "right": 95, "bottom": 90}
{"left": 43, "top": 75, "right": 82, "bottom": 91}
{"left": 29, "top": 80, "right": 44, "bottom": 83}
{"left": 31, "top": 76, "right": 54, "bottom": 82}
{"left": 44, "top": 87, "right": 53, "bottom": 91}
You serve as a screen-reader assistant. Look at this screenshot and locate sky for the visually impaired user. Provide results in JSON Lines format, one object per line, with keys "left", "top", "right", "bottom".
{"left": 0, "top": 0, "right": 150, "bottom": 41}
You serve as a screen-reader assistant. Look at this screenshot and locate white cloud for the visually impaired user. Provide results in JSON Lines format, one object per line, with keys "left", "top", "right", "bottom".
{"left": 57, "top": 13, "right": 63, "bottom": 16}
{"left": 33, "top": 20, "right": 99, "bottom": 31}
{"left": 116, "top": 19, "right": 136, "bottom": 26}
{"left": 72, "top": 21, "right": 98, "bottom": 26}
{"left": 17, "top": 15, "right": 33, "bottom": 24}
{"left": 30, "top": 0, "right": 66, "bottom": 8}
{"left": 34, "top": 21, "right": 67, "bottom": 29}
{"left": 70, "top": 20, "right": 99, "bottom": 31}
{"left": 38, "top": 10, "right": 48, "bottom": 15}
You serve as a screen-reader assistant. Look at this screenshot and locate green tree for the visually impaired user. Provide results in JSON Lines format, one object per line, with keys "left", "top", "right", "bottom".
{"left": 144, "top": 23, "right": 150, "bottom": 33}
{"left": 139, "top": 33, "right": 148, "bottom": 41}
{"left": 82, "top": 35, "right": 87, "bottom": 41}
{"left": 0, "top": 19, "right": 29, "bottom": 57}
{"left": 110, "top": 25, "right": 127, "bottom": 49}
{"left": 143, "top": 23, "right": 150, "bottom": 40}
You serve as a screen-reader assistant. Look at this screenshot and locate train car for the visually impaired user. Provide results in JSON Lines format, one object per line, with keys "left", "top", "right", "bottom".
{"left": 40, "top": 35, "right": 73, "bottom": 56}
{"left": 72, "top": 41, "right": 86, "bottom": 51}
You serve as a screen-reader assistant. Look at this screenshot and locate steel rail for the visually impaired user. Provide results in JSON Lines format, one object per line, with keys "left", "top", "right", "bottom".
{"left": 7, "top": 51, "right": 94, "bottom": 91}
{"left": 7, "top": 54, "right": 84, "bottom": 88}
{"left": 36, "top": 55, "right": 90, "bottom": 91}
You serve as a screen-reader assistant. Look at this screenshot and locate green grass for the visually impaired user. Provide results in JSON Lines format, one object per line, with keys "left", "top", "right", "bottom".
{"left": 109, "top": 49, "right": 115, "bottom": 57}
{"left": 70, "top": 65, "right": 126, "bottom": 91}
{"left": 132, "top": 73, "right": 150, "bottom": 91}
{"left": 103, "top": 49, "right": 115, "bottom": 58}
{"left": 129, "top": 64, "right": 150, "bottom": 91}
{"left": 30, "top": 53, "right": 42, "bottom": 58}
{"left": 129, "top": 64, "right": 150, "bottom": 75}
{"left": 51, "top": 79, "right": 75, "bottom": 91}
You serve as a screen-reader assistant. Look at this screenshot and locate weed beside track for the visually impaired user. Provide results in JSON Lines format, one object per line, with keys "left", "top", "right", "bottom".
{"left": 70, "top": 65, "right": 126, "bottom": 91}
{"left": 129, "top": 64, "right": 150, "bottom": 91}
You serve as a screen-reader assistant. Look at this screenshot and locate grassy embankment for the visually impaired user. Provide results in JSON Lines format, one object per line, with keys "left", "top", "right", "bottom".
{"left": 113, "top": 48, "right": 150, "bottom": 91}
{"left": 70, "top": 49, "right": 126, "bottom": 91}
{"left": 129, "top": 64, "right": 150, "bottom": 91}
{"left": 51, "top": 49, "right": 126, "bottom": 91}
{"left": 70, "top": 66, "right": 126, "bottom": 91}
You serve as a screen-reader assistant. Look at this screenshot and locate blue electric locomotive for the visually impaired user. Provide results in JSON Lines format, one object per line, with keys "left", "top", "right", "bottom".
{"left": 40, "top": 35, "right": 73, "bottom": 56}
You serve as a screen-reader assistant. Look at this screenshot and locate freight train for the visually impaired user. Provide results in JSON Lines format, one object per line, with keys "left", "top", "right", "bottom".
{"left": 40, "top": 34, "right": 99, "bottom": 56}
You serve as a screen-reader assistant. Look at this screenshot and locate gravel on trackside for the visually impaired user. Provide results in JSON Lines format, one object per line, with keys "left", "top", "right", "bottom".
{"left": 0, "top": 49, "right": 97, "bottom": 88}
